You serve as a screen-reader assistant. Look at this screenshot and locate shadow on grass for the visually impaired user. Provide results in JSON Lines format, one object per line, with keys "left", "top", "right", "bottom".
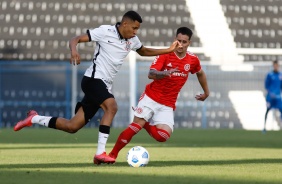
{"left": 0, "top": 169, "right": 277, "bottom": 184}
{"left": 1, "top": 158, "right": 282, "bottom": 169}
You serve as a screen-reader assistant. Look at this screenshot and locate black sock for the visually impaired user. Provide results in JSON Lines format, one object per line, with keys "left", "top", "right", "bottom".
{"left": 48, "top": 117, "right": 58, "bottom": 129}
{"left": 99, "top": 125, "right": 110, "bottom": 134}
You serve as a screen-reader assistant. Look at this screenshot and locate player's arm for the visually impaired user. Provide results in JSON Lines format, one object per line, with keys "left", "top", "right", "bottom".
{"left": 195, "top": 69, "right": 209, "bottom": 101}
{"left": 69, "top": 34, "right": 90, "bottom": 65}
{"left": 280, "top": 77, "right": 282, "bottom": 90}
{"left": 136, "top": 41, "right": 180, "bottom": 56}
{"left": 264, "top": 74, "right": 274, "bottom": 97}
{"left": 148, "top": 68, "right": 179, "bottom": 80}
{"left": 265, "top": 74, "right": 271, "bottom": 91}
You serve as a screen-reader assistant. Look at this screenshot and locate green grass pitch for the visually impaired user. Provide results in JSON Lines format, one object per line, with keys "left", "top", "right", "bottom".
{"left": 1, "top": 128, "right": 282, "bottom": 184}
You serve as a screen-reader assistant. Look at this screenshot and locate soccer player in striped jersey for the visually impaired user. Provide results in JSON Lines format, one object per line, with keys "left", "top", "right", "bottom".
{"left": 109, "top": 27, "right": 210, "bottom": 161}
{"left": 13, "top": 10, "right": 180, "bottom": 165}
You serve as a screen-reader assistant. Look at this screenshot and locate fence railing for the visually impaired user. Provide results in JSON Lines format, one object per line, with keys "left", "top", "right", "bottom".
{"left": 0, "top": 60, "right": 278, "bottom": 130}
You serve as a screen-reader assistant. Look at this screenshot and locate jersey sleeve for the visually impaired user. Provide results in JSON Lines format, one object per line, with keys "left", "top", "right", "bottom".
{"left": 190, "top": 55, "right": 202, "bottom": 74}
{"left": 131, "top": 36, "right": 143, "bottom": 51}
{"left": 280, "top": 74, "right": 282, "bottom": 90}
{"left": 150, "top": 54, "right": 167, "bottom": 71}
{"left": 87, "top": 26, "right": 106, "bottom": 42}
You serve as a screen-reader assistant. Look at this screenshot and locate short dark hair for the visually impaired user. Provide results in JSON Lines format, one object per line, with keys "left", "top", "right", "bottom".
{"left": 273, "top": 60, "right": 278, "bottom": 65}
{"left": 176, "top": 27, "right": 193, "bottom": 40}
{"left": 122, "top": 10, "right": 143, "bottom": 23}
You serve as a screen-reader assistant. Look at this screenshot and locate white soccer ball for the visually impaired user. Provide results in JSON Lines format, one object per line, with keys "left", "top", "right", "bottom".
{"left": 127, "top": 146, "right": 149, "bottom": 167}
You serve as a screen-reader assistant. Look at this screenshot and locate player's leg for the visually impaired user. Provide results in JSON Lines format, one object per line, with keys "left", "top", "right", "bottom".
{"left": 109, "top": 94, "right": 154, "bottom": 160}
{"left": 13, "top": 105, "right": 87, "bottom": 133}
{"left": 49, "top": 106, "right": 86, "bottom": 133}
{"left": 263, "top": 99, "right": 273, "bottom": 133}
{"left": 94, "top": 97, "right": 117, "bottom": 164}
{"left": 14, "top": 76, "right": 100, "bottom": 133}
{"left": 143, "top": 123, "right": 171, "bottom": 142}
{"left": 109, "top": 116, "right": 146, "bottom": 159}
{"left": 143, "top": 104, "right": 173, "bottom": 142}
{"left": 264, "top": 98, "right": 277, "bottom": 133}
{"left": 263, "top": 107, "right": 271, "bottom": 132}
{"left": 82, "top": 78, "right": 118, "bottom": 164}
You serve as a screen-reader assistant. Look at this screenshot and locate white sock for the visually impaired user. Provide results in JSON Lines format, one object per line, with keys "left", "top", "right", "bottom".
{"left": 96, "top": 132, "right": 109, "bottom": 155}
{"left": 31, "top": 115, "right": 52, "bottom": 127}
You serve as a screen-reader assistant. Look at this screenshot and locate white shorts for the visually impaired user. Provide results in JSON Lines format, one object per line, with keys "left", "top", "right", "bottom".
{"left": 134, "top": 94, "right": 174, "bottom": 131}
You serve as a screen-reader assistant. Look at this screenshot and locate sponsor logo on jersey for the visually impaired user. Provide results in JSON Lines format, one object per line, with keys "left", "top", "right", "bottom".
{"left": 172, "top": 72, "right": 188, "bottom": 77}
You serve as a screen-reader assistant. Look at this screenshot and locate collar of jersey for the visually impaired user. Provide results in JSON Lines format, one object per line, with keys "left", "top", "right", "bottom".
{"left": 115, "top": 22, "right": 128, "bottom": 41}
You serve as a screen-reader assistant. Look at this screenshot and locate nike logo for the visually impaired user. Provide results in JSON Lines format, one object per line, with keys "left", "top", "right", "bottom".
{"left": 108, "top": 40, "right": 114, "bottom": 43}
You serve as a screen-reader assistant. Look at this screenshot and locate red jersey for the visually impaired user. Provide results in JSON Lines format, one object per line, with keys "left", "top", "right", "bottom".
{"left": 145, "top": 51, "right": 201, "bottom": 110}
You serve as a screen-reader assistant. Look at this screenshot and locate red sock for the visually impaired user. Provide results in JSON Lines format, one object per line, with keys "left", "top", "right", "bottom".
{"left": 109, "top": 122, "right": 142, "bottom": 159}
{"left": 143, "top": 122, "right": 170, "bottom": 142}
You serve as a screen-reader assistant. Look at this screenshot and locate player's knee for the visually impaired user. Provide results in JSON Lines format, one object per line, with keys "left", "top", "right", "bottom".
{"left": 104, "top": 101, "right": 118, "bottom": 113}
{"left": 67, "top": 128, "right": 79, "bottom": 134}
{"left": 112, "top": 105, "right": 118, "bottom": 114}
{"left": 66, "top": 124, "right": 81, "bottom": 134}
{"left": 107, "top": 105, "right": 118, "bottom": 116}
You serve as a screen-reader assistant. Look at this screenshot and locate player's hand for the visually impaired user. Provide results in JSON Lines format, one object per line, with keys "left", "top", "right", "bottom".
{"left": 168, "top": 67, "right": 180, "bottom": 75}
{"left": 269, "top": 93, "right": 277, "bottom": 98}
{"left": 195, "top": 93, "right": 209, "bottom": 101}
{"left": 169, "top": 40, "right": 181, "bottom": 52}
{"left": 70, "top": 50, "right": 81, "bottom": 65}
{"left": 270, "top": 94, "right": 275, "bottom": 98}
{"left": 164, "top": 67, "right": 180, "bottom": 77}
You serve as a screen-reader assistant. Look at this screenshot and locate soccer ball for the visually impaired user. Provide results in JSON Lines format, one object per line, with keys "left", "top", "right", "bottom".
{"left": 127, "top": 146, "right": 149, "bottom": 167}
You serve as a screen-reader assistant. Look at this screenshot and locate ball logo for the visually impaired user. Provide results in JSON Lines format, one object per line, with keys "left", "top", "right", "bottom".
{"left": 184, "top": 64, "right": 190, "bottom": 71}
{"left": 132, "top": 155, "right": 139, "bottom": 163}
{"left": 142, "top": 152, "right": 149, "bottom": 158}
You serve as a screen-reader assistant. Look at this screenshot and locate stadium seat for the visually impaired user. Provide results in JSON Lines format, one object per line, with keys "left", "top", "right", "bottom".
{"left": 0, "top": 0, "right": 206, "bottom": 60}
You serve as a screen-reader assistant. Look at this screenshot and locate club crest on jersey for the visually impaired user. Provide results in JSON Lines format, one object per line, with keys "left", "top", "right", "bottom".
{"left": 136, "top": 107, "right": 143, "bottom": 114}
{"left": 125, "top": 41, "right": 131, "bottom": 51}
{"left": 184, "top": 64, "right": 190, "bottom": 71}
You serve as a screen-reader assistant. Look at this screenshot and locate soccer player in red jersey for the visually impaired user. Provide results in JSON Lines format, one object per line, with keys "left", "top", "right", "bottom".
{"left": 109, "top": 27, "right": 210, "bottom": 160}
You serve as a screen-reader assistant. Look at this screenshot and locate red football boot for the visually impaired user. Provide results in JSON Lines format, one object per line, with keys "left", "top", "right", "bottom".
{"left": 108, "top": 152, "right": 117, "bottom": 159}
{"left": 93, "top": 152, "right": 116, "bottom": 165}
{"left": 14, "top": 110, "right": 38, "bottom": 131}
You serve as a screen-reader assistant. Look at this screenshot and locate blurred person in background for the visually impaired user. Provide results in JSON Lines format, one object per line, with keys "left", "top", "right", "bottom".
{"left": 263, "top": 60, "right": 282, "bottom": 133}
